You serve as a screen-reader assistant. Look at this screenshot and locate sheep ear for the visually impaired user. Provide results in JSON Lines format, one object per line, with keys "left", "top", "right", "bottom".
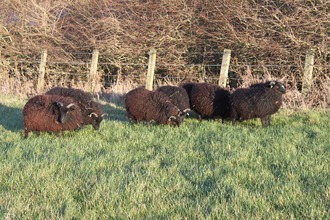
{"left": 269, "top": 81, "right": 276, "bottom": 88}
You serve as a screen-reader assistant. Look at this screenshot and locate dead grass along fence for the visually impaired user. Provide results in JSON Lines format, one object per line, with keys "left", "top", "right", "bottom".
{"left": 0, "top": 48, "right": 322, "bottom": 97}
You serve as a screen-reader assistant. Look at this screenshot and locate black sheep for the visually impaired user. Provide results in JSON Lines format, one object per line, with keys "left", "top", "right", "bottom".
{"left": 45, "top": 87, "right": 107, "bottom": 130}
{"left": 125, "top": 87, "right": 183, "bottom": 126}
{"left": 190, "top": 83, "right": 231, "bottom": 122}
{"left": 156, "top": 85, "right": 191, "bottom": 116}
{"left": 230, "top": 80, "right": 286, "bottom": 127}
{"left": 23, "top": 95, "right": 83, "bottom": 138}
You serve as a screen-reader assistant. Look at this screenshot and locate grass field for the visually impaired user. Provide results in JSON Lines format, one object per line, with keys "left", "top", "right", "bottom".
{"left": 0, "top": 94, "right": 329, "bottom": 219}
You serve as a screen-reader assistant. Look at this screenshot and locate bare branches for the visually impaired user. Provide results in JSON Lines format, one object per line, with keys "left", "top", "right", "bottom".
{"left": 0, "top": 0, "right": 329, "bottom": 73}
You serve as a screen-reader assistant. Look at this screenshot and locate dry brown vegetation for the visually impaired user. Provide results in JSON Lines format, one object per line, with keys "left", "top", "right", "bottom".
{"left": 0, "top": 0, "right": 329, "bottom": 108}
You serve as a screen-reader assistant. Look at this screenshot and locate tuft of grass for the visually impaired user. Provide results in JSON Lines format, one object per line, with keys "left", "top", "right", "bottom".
{"left": 0, "top": 94, "right": 329, "bottom": 219}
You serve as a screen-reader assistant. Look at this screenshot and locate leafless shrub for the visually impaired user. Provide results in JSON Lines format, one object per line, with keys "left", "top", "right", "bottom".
{"left": 1, "top": 0, "right": 329, "bottom": 107}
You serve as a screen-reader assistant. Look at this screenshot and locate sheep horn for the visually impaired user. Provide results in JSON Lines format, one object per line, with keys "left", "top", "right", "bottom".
{"left": 270, "top": 81, "right": 276, "bottom": 88}
{"left": 89, "top": 112, "right": 98, "bottom": 117}
{"left": 183, "top": 108, "right": 191, "bottom": 113}
{"left": 168, "top": 116, "right": 176, "bottom": 121}
{"left": 57, "top": 102, "right": 63, "bottom": 107}
{"left": 101, "top": 113, "right": 108, "bottom": 117}
{"left": 67, "top": 103, "right": 75, "bottom": 108}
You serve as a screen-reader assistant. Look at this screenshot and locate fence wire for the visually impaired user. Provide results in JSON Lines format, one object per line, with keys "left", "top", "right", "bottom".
{"left": 2, "top": 51, "right": 330, "bottom": 94}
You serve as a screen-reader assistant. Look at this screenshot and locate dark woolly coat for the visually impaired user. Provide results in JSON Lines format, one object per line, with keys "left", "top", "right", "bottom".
{"left": 23, "top": 95, "right": 83, "bottom": 138}
{"left": 125, "top": 87, "right": 182, "bottom": 126}
{"left": 45, "top": 87, "right": 105, "bottom": 130}
{"left": 179, "top": 82, "right": 197, "bottom": 109}
{"left": 156, "top": 86, "right": 190, "bottom": 113}
{"left": 230, "top": 81, "right": 286, "bottom": 127}
{"left": 190, "top": 83, "right": 231, "bottom": 122}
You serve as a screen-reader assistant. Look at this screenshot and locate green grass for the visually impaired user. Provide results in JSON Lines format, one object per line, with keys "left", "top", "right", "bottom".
{"left": 0, "top": 94, "right": 329, "bottom": 219}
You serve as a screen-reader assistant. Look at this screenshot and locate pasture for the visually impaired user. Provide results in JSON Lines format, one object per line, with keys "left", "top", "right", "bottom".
{"left": 0, "top": 94, "right": 329, "bottom": 219}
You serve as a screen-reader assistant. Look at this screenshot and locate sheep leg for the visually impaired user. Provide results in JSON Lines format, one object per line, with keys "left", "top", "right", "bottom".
{"left": 131, "top": 119, "right": 137, "bottom": 124}
{"left": 231, "top": 109, "right": 238, "bottom": 125}
{"left": 198, "top": 114, "right": 203, "bottom": 122}
{"left": 55, "top": 131, "right": 64, "bottom": 137}
{"left": 126, "top": 111, "right": 137, "bottom": 124}
{"left": 24, "top": 131, "right": 29, "bottom": 139}
{"left": 261, "top": 115, "right": 271, "bottom": 127}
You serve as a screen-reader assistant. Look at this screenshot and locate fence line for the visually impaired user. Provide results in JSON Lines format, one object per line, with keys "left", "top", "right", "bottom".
{"left": 26, "top": 75, "right": 330, "bottom": 84}
{"left": 5, "top": 59, "right": 330, "bottom": 68}
{"left": 146, "top": 48, "right": 157, "bottom": 91}
{"left": 37, "top": 49, "right": 47, "bottom": 93}
{"left": 302, "top": 49, "right": 315, "bottom": 97}
{"left": 88, "top": 49, "right": 99, "bottom": 94}
{"left": 218, "top": 49, "right": 231, "bottom": 87}
{"left": 1, "top": 48, "right": 325, "bottom": 95}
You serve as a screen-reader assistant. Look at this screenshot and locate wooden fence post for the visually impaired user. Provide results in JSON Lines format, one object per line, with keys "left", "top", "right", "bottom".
{"left": 89, "top": 49, "right": 99, "bottom": 94}
{"left": 218, "top": 49, "right": 231, "bottom": 88}
{"left": 37, "top": 49, "right": 47, "bottom": 93}
{"left": 146, "top": 48, "right": 157, "bottom": 90}
{"left": 302, "top": 49, "right": 315, "bottom": 96}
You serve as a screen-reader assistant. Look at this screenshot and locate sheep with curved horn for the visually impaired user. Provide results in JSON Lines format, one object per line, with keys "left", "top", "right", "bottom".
{"left": 23, "top": 95, "right": 83, "bottom": 138}
{"left": 45, "top": 87, "right": 106, "bottom": 130}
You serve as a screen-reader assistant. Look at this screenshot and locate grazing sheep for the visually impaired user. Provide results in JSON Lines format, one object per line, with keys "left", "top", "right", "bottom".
{"left": 125, "top": 87, "right": 183, "bottom": 126}
{"left": 45, "top": 87, "right": 107, "bottom": 130}
{"left": 179, "top": 82, "right": 197, "bottom": 109}
{"left": 23, "top": 95, "right": 83, "bottom": 138}
{"left": 156, "top": 85, "right": 191, "bottom": 116}
{"left": 230, "top": 80, "right": 286, "bottom": 127}
{"left": 190, "top": 83, "right": 231, "bottom": 122}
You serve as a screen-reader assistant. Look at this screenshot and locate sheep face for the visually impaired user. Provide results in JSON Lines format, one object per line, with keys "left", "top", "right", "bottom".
{"left": 169, "top": 108, "right": 190, "bottom": 126}
{"left": 165, "top": 106, "right": 184, "bottom": 127}
{"left": 88, "top": 112, "right": 108, "bottom": 130}
{"left": 267, "top": 81, "right": 286, "bottom": 94}
{"left": 57, "top": 102, "right": 77, "bottom": 123}
{"left": 169, "top": 111, "right": 188, "bottom": 127}
{"left": 168, "top": 112, "right": 184, "bottom": 127}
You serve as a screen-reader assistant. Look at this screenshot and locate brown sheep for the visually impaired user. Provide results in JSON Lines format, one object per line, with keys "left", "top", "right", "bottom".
{"left": 23, "top": 95, "right": 83, "bottom": 138}
{"left": 156, "top": 85, "right": 191, "bottom": 115}
{"left": 125, "top": 87, "right": 183, "bottom": 126}
{"left": 45, "top": 87, "right": 107, "bottom": 130}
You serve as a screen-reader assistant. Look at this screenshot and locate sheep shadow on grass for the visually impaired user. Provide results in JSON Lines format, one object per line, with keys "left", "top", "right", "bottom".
{"left": 0, "top": 103, "right": 23, "bottom": 132}
{"left": 98, "top": 92, "right": 128, "bottom": 123}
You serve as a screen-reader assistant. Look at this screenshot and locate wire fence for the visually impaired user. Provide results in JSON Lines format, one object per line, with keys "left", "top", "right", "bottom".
{"left": 1, "top": 49, "right": 330, "bottom": 95}
{"left": 2, "top": 62, "right": 300, "bottom": 87}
